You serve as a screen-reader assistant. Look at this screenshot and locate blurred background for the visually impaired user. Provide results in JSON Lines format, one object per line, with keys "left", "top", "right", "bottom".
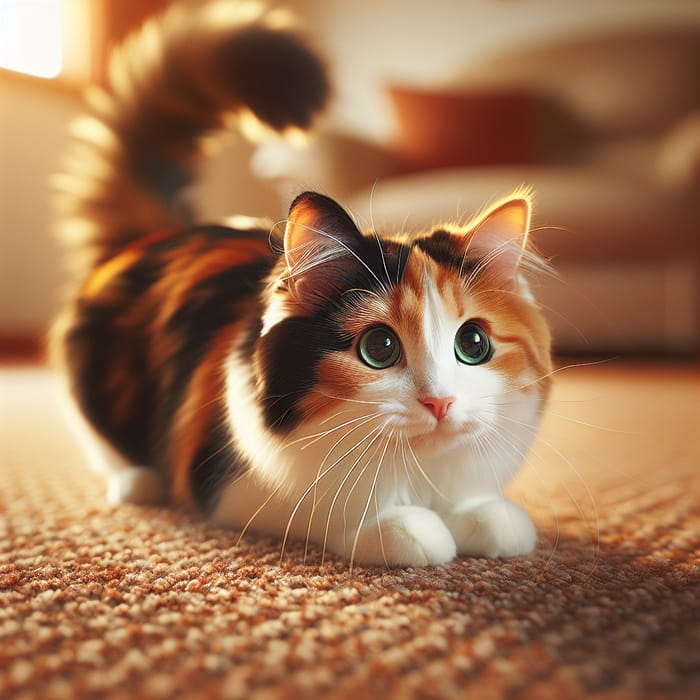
{"left": 1, "top": 0, "right": 699, "bottom": 359}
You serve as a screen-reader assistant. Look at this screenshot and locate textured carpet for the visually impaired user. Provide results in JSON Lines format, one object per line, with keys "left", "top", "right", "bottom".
{"left": 1, "top": 362, "right": 699, "bottom": 699}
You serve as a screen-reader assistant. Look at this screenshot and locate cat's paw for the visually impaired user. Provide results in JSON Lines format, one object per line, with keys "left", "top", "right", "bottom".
{"left": 107, "top": 467, "right": 165, "bottom": 506}
{"left": 445, "top": 498, "right": 536, "bottom": 558}
{"left": 349, "top": 506, "right": 456, "bottom": 567}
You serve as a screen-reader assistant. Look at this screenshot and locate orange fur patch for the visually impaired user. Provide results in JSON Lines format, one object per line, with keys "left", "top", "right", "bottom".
{"left": 168, "top": 321, "right": 243, "bottom": 506}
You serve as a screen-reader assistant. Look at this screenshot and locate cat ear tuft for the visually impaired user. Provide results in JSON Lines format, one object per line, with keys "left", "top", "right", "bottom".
{"left": 465, "top": 194, "right": 533, "bottom": 285}
{"left": 284, "top": 191, "right": 362, "bottom": 271}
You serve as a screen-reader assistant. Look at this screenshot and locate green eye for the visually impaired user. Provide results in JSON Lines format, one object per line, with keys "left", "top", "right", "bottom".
{"left": 455, "top": 321, "right": 492, "bottom": 365}
{"left": 358, "top": 325, "right": 402, "bottom": 369}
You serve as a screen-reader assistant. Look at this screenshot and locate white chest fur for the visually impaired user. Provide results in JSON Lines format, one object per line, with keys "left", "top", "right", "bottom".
{"left": 215, "top": 351, "right": 542, "bottom": 566}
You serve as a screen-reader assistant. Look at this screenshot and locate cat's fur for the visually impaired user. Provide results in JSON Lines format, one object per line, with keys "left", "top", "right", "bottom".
{"left": 53, "top": 0, "right": 552, "bottom": 567}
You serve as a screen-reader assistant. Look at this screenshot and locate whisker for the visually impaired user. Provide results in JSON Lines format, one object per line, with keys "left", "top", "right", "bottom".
{"left": 501, "top": 427, "right": 568, "bottom": 572}
{"left": 320, "top": 424, "right": 387, "bottom": 565}
{"left": 399, "top": 437, "right": 421, "bottom": 501}
{"left": 490, "top": 410, "right": 601, "bottom": 580}
{"left": 404, "top": 438, "right": 450, "bottom": 502}
{"left": 477, "top": 419, "right": 563, "bottom": 575}
{"left": 480, "top": 419, "right": 570, "bottom": 575}
{"left": 463, "top": 237, "right": 514, "bottom": 291}
{"left": 391, "top": 432, "right": 401, "bottom": 499}
{"left": 492, "top": 402, "right": 641, "bottom": 436}
{"left": 304, "top": 413, "right": 390, "bottom": 562}
{"left": 395, "top": 233, "right": 410, "bottom": 285}
{"left": 369, "top": 178, "right": 391, "bottom": 287}
{"left": 375, "top": 430, "right": 395, "bottom": 568}
{"left": 479, "top": 357, "right": 618, "bottom": 401}
{"left": 348, "top": 432, "right": 393, "bottom": 572}
{"left": 310, "top": 389, "right": 383, "bottom": 408}
{"left": 285, "top": 411, "right": 382, "bottom": 451}
{"left": 340, "top": 287, "right": 384, "bottom": 302}
{"left": 472, "top": 428, "right": 506, "bottom": 500}
{"left": 235, "top": 480, "right": 284, "bottom": 546}
{"left": 279, "top": 416, "right": 386, "bottom": 564}
{"left": 285, "top": 221, "right": 388, "bottom": 292}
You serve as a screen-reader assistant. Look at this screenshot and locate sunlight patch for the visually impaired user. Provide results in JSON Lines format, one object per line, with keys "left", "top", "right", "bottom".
{"left": 0, "top": 0, "right": 62, "bottom": 79}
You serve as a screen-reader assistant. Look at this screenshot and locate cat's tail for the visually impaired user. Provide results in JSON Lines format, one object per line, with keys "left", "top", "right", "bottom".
{"left": 54, "top": 0, "right": 328, "bottom": 268}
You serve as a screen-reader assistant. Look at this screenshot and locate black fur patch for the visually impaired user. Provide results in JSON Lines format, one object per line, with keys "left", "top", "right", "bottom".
{"left": 159, "top": 257, "right": 274, "bottom": 434}
{"left": 66, "top": 303, "right": 155, "bottom": 466}
{"left": 253, "top": 233, "right": 416, "bottom": 433}
{"left": 189, "top": 409, "right": 246, "bottom": 513}
{"left": 64, "top": 224, "right": 276, "bottom": 472}
{"left": 415, "top": 230, "right": 477, "bottom": 277}
{"left": 256, "top": 315, "right": 351, "bottom": 432}
{"left": 215, "top": 28, "right": 328, "bottom": 130}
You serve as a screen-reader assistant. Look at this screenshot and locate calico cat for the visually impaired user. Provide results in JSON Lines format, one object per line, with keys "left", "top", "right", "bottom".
{"left": 53, "top": 0, "right": 552, "bottom": 567}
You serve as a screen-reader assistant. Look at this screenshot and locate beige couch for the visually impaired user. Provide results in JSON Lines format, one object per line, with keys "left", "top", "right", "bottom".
{"left": 255, "top": 25, "right": 700, "bottom": 355}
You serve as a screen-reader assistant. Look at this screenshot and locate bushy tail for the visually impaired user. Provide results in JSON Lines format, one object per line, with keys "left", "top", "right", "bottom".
{"left": 54, "top": 0, "right": 328, "bottom": 268}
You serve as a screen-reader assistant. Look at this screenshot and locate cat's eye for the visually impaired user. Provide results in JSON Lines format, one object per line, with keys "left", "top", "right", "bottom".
{"left": 455, "top": 321, "right": 492, "bottom": 365}
{"left": 358, "top": 325, "right": 402, "bottom": 369}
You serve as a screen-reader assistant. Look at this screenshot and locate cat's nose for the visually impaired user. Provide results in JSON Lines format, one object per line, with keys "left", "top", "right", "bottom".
{"left": 419, "top": 396, "right": 455, "bottom": 422}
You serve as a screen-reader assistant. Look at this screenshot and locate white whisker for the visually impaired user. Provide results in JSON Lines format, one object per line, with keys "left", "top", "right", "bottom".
{"left": 398, "top": 437, "right": 420, "bottom": 501}
{"left": 488, "top": 408, "right": 601, "bottom": 578}
{"left": 312, "top": 391, "right": 383, "bottom": 408}
{"left": 513, "top": 358, "right": 617, "bottom": 395}
{"left": 349, "top": 431, "right": 393, "bottom": 572}
{"left": 320, "top": 424, "right": 387, "bottom": 565}
{"left": 304, "top": 413, "right": 390, "bottom": 561}
{"left": 369, "top": 178, "right": 391, "bottom": 287}
{"left": 476, "top": 418, "right": 563, "bottom": 574}
{"left": 236, "top": 480, "right": 284, "bottom": 546}
{"left": 404, "top": 438, "right": 450, "bottom": 503}
{"left": 286, "top": 411, "right": 382, "bottom": 451}
{"left": 279, "top": 415, "right": 386, "bottom": 564}
{"left": 286, "top": 221, "right": 388, "bottom": 292}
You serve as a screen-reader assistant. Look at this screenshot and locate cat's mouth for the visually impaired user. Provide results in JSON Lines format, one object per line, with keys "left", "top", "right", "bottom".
{"left": 404, "top": 416, "right": 482, "bottom": 444}
{"left": 406, "top": 420, "right": 493, "bottom": 461}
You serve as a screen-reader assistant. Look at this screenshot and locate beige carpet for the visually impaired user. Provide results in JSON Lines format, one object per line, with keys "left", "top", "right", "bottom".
{"left": 1, "top": 361, "right": 698, "bottom": 699}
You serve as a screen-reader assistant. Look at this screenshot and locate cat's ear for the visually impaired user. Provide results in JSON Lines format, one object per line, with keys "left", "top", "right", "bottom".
{"left": 464, "top": 194, "right": 532, "bottom": 285}
{"left": 284, "top": 191, "right": 362, "bottom": 271}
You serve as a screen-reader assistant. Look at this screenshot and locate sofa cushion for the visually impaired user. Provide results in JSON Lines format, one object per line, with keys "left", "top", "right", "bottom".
{"left": 451, "top": 27, "right": 700, "bottom": 136}
{"left": 387, "top": 86, "right": 585, "bottom": 171}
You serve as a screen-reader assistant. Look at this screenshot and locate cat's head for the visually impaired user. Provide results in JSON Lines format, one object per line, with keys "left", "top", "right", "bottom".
{"left": 254, "top": 191, "right": 552, "bottom": 456}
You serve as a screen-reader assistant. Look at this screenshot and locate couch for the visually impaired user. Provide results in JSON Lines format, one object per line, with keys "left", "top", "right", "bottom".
{"left": 254, "top": 24, "right": 700, "bottom": 355}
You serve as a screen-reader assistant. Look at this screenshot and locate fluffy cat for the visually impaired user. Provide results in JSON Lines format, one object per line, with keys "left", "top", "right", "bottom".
{"left": 53, "top": 0, "right": 552, "bottom": 567}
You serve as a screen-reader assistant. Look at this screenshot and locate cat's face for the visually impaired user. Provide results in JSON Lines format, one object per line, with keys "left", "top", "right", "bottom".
{"left": 253, "top": 192, "right": 551, "bottom": 464}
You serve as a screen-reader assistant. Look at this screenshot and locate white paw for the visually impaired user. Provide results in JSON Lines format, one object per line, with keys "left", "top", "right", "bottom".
{"left": 107, "top": 467, "right": 165, "bottom": 506}
{"left": 349, "top": 506, "right": 457, "bottom": 567}
{"left": 445, "top": 498, "right": 536, "bottom": 558}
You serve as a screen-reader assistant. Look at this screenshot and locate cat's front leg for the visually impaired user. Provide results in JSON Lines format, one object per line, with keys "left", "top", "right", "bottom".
{"left": 347, "top": 505, "right": 457, "bottom": 567}
{"left": 443, "top": 498, "right": 536, "bottom": 558}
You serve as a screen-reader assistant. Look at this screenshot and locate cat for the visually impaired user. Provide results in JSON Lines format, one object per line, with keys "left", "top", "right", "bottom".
{"left": 52, "top": 0, "right": 552, "bottom": 567}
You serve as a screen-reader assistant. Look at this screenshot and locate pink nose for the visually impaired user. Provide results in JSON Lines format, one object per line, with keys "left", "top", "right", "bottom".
{"left": 419, "top": 396, "right": 455, "bottom": 421}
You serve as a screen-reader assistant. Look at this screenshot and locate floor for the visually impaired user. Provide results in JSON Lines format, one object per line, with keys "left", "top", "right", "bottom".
{"left": 1, "top": 359, "right": 699, "bottom": 699}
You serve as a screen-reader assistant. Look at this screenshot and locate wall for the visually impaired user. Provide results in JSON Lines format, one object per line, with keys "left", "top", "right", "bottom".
{"left": 306, "top": 0, "right": 699, "bottom": 140}
{"left": 0, "top": 78, "right": 78, "bottom": 336}
{"left": 1, "top": 0, "right": 698, "bottom": 339}
{"left": 0, "top": 75, "right": 280, "bottom": 338}
{"left": 0, "top": 0, "right": 310, "bottom": 339}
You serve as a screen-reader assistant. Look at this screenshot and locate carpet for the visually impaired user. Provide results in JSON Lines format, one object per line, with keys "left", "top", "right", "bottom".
{"left": 1, "top": 361, "right": 698, "bottom": 699}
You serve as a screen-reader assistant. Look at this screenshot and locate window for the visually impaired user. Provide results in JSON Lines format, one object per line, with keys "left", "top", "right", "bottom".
{"left": 0, "top": 0, "right": 63, "bottom": 78}
{"left": 0, "top": 0, "right": 170, "bottom": 86}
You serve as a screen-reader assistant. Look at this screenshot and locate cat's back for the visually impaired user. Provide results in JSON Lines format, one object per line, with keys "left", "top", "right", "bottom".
{"left": 58, "top": 222, "right": 277, "bottom": 472}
